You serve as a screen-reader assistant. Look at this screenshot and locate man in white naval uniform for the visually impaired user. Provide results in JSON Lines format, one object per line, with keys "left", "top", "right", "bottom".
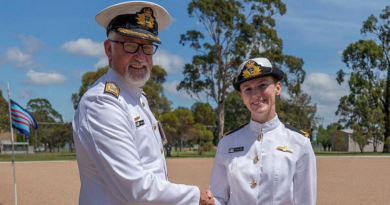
{"left": 72, "top": 1, "right": 214, "bottom": 205}
{"left": 209, "top": 57, "right": 316, "bottom": 205}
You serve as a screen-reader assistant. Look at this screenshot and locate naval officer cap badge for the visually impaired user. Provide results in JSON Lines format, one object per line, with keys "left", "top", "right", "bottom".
{"left": 95, "top": 1, "right": 170, "bottom": 44}
{"left": 233, "top": 57, "right": 285, "bottom": 91}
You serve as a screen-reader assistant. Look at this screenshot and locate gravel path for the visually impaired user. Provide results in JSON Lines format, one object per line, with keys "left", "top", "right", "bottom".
{"left": 1, "top": 157, "right": 389, "bottom": 205}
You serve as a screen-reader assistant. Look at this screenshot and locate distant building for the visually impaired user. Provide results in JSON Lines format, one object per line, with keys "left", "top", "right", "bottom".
{"left": 0, "top": 131, "right": 32, "bottom": 154}
{"left": 332, "top": 129, "right": 384, "bottom": 152}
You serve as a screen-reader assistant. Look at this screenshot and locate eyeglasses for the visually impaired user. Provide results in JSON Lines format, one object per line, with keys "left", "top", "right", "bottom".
{"left": 109, "top": 39, "right": 158, "bottom": 55}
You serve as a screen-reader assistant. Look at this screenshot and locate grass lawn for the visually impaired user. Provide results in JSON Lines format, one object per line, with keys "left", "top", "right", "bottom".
{"left": 0, "top": 150, "right": 217, "bottom": 162}
{"left": 1, "top": 149, "right": 389, "bottom": 162}
{"left": 0, "top": 152, "right": 77, "bottom": 162}
{"left": 168, "top": 149, "right": 216, "bottom": 158}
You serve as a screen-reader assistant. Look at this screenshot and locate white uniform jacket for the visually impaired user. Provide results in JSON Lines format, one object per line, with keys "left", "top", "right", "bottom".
{"left": 73, "top": 68, "right": 200, "bottom": 205}
{"left": 210, "top": 116, "right": 316, "bottom": 205}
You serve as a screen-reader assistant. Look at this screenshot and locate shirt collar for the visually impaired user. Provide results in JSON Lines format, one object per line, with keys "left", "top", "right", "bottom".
{"left": 106, "top": 67, "right": 143, "bottom": 99}
{"left": 249, "top": 114, "right": 280, "bottom": 134}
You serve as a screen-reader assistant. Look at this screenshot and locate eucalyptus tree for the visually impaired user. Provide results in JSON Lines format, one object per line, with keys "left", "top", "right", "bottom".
{"left": 72, "top": 65, "right": 171, "bottom": 115}
{"left": 178, "top": 0, "right": 307, "bottom": 138}
{"left": 337, "top": 6, "right": 390, "bottom": 152}
{"left": 0, "top": 89, "right": 10, "bottom": 133}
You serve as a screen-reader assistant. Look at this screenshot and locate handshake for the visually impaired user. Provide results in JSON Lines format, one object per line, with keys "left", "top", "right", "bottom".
{"left": 199, "top": 190, "right": 215, "bottom": 205}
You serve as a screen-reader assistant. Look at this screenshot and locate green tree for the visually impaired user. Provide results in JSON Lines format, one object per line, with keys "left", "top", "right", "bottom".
{"left": 191, "top": 102, "right": 217, "bottom": 144}
{"left": 143, "top": 65, "right": 171, "bottom": 116}
{"left": 72, "top": 66, "right": 171, "bottom": 115}
{"left": 277, "top": 92, "right": 319, "bottom": 137}
{"left": 72, "top": 66, "right": 109, "bottom": 110}
{"left": 336, "top": 68, "right": 385, "bottom": 152}
{"left": 224, "top": 91, "right": 250, "bottom": 132}
{"left": 159, "top": 112, "right": 180, "bottom": 157}
{"left": 178, "top": 0, "right": 307, "bottom": 138}
{"left": 27, "top": 98, "right": 63, "bottom": 152}
{"left": 191, "top": 102, "right": 216, "bottom": 127}
{"left": 317, "top": 125, "right": 332, "bottom": 151}
{"left": 352, "top": 123, "right": 368, "bottom": 153}
{"left": 0, "top": 89, "right": 10, "bottom": 133}
{"left": 317, "top": 123, "right": 342, "bottom": 151}
{"left": 173, "top": 107, "right": 196, "bottom": 150}
{"left": 337, "top": 6, "right": 390, "bottom": 152}
{"left": 367, "top": 106, "right": 385, "bottom": 152}
{"left": 27, "top": 98, "right": 63, "bottom": 123}
{"left": 191, "top": 123, "right": 213, "bottom": 155}
{"left": 333, "top": 131, "right": 346, "bottom": 155}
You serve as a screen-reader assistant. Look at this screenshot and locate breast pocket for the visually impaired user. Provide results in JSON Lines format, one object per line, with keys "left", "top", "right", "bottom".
{"left": 133, "top": 122, "right": 159, "bottom": 162}
{"left": 273, "top": 150, "right": 295, "bottom": 186}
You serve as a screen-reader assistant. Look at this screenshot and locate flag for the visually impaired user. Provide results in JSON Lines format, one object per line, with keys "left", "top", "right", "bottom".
{"left": 10, "top": 99, "right": 38, "bottom": 137}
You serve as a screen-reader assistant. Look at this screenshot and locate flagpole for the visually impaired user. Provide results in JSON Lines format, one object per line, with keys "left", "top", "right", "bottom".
{"left": 7, "top": 83, "right": 18, "bottom": 205}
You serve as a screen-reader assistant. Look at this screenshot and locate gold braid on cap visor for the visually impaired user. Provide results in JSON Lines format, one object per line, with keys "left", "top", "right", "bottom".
{"left": 117, "top": 28, "right": 161, "bottom": 42}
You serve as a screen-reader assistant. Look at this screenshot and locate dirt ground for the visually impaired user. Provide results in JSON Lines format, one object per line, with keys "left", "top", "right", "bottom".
{"left": 1, "top": 157, "right": 390, "bottom": 205}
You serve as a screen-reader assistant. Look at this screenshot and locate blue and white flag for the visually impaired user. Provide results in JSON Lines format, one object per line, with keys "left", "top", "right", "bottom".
{"left": 10, "top": 99, "right": 38, "bottom": 137}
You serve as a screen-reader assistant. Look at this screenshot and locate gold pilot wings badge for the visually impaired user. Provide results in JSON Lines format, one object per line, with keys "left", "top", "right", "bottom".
{"left": 276, "top": 146, "right": 293, "bottom": 153}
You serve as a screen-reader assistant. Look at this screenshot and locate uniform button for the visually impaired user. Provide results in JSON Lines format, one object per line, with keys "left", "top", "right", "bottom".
{"left": 142, "top": 102, "right": 145, "bottom": 107}
{"left": 153, "top": 124, "right": 157, "bottom": 130}
{"left": 250, "top": 181, "right": 257, "bottom": 187}
{"left": 257, "top": 134, "right": 262, "bottom": 141}
{"left": 253, "top": 156, "right": 259, "bottom": 163}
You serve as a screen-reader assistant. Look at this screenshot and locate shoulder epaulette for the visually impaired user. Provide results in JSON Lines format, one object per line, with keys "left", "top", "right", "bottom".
{"left": 222, "top": 123, "right": 248, "bottom": 138}
{"left": 142, "top": 91, "right": 147, "bottom": 97}
{"left": 104, "top": 81, "right": 120, "bottom": 99}
{"left": 283, "top": 122, "right": 310, "bottom": 138}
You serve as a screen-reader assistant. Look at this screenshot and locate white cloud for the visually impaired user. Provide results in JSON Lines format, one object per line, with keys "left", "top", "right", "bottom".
{"left": 6, "top": 47, "right": 35, "bottom": 68}
{"left": 164, "top": 80, "right": 192, "bottom": 100}
{"left": 19, "top": 35, "right": 41, "bottom": 53}
{"left": 71, "top": 70, "right": 87, "bottom": 79}
{"left": 153, "top": 49, "right": 184, "bottom": 73}
{"left": 94, "top": 57, "right": 108, "bottom": 69}
{"left": 170, "top": 16, "right": 177, "bottom": 23}
{"left": 301, "top": 72, "right": 350, "bottom": 126}
{"left": 26, "top": 70, "right": 67, "bottom": 85}
{"left": 61, "top": 38, "right": 105, "bottom": 57}
{"left": 4, "top": 35, "right": 42, "bottom": 69}
{"left": 164, "top": 80, "right": 211, "bottom": 104}
{"left": 279, "top": 17, "right": 360, "bottom": 46}
{"left": 18, "top": 90, "right": 35, "bottom": 99}
{"left": 315, "top": 0, "right": 388, "bottom": 10}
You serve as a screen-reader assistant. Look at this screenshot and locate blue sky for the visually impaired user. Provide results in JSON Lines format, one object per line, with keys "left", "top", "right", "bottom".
{"left": 0, "top": 0, "right": 388, "bottom": 126}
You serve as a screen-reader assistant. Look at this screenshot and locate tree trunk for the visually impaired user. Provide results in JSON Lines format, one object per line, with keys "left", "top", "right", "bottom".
{"left": 217, "top": 100, "right": 226, "bottom": 141}
{"left": 165, "top": 145, "right": 172, "bottom": 157}
{"left": 384, "top": 66, "right": 390, "bottom": 153}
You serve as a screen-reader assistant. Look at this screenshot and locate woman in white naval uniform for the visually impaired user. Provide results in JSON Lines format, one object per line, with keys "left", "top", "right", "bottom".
{"left": 209, "top": 57, "right": 317, "bottom": 205}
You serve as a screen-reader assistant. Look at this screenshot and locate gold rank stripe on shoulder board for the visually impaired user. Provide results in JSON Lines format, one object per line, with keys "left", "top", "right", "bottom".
{"left": 300, "top": 129, "right": 310, "bottom": 138}
{"left": 283, "top": 122, "right": 310, "bottom": 138}
{"left": 104, "top": 81, "right": 120, "bottom": 99}
{"left": 276, "top": 146, "right": 293, "bottom": 153}
{"left": 222, "top": 123, "right": 249, "bottom": 138}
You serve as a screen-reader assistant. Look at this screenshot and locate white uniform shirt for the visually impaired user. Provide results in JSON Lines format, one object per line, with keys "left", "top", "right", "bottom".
{"left": 210, "top": 115, "right": 316, "bottom": 205}
{"left": 73, "top": 68, "right": 200, "bottom": 205}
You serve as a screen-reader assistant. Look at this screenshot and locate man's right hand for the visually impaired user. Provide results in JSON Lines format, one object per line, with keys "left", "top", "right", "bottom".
{"left": 199, "top": 190, "right": 214, "bottom": 205}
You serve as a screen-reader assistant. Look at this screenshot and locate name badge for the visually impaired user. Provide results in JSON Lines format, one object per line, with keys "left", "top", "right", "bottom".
{"left": 228, "top": 147, "right": 244, "bottom": 153}
{"left": 135, "top": 120, "right": 145, "bottom": 128}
